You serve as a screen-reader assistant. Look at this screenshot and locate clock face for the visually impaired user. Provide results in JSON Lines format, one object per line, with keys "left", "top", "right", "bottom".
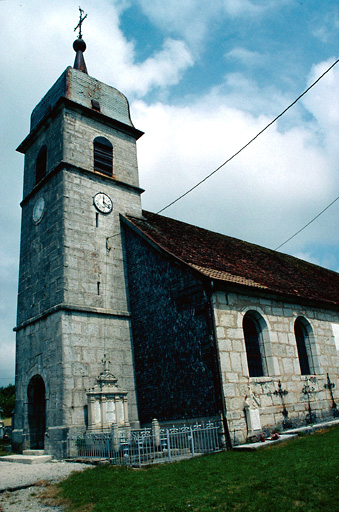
{"left": 33, "top": 197, "right": 45, "bottom": 224}
{"left": 93, "top": 193, "right": 113, "bottom": 214}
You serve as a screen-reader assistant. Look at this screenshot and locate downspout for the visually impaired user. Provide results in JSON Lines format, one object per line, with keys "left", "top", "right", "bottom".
{"left": 206, "top": 279, "right": 233, "bottom": 449}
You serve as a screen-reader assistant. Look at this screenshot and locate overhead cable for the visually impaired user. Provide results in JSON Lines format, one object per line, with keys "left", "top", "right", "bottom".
{"left": 274, "top": 196, "right": 339, "bottom": 251}
{"left": 156, "top": 59, "right": 339, "bottom": 215}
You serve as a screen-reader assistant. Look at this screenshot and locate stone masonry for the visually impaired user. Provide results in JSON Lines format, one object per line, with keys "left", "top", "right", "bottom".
{"left": 13, "top": 67, "right": 143, "bottom": 458}
{"left": 213, "top": 290, "right": 339, "bottom": 443}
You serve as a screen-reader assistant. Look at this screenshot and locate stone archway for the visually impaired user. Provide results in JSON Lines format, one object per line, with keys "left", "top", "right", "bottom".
{"left": 27, "top": 375, "right": 46, "bottom": 449}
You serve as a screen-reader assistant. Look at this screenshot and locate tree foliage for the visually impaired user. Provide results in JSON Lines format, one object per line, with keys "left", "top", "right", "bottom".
{"left": 0, "top": 385, "right": 15, "bottom": 418}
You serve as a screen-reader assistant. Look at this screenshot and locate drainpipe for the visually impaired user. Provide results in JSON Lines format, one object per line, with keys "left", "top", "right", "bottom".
{"left": 206, "top": 280, "right": 233, "bottom": 449}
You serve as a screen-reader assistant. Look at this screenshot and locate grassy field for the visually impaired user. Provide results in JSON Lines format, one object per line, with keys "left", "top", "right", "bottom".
{"left": 55, "top": 426, "right": 339, "bottom": 512}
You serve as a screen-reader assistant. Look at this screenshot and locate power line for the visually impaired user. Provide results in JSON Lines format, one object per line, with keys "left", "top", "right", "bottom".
{"left": 274, "top": 195, "right": 339, "bottom": 251}
{"left": 156, "top": 59, "right": 339, "bottom": 215}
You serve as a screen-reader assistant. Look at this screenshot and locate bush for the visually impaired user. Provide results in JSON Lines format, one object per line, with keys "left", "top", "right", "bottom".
{"left": 0, "top": 385, "right": 15, "bottom": 418}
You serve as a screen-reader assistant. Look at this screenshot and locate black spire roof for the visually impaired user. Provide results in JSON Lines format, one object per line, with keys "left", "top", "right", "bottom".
{"left": 73, "top": 7, "right": 88, "bottom": 74}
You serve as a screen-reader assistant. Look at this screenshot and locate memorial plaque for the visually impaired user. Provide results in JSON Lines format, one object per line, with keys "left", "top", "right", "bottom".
{"left": 94, "top": 401, "right": 101, "bottom": 424}
{"left": 249, "top": 408, "right": 261, "bottom": 431}
{"left": 106, "top": 401, "right": 116, "bottom": 423}
{"left": 117, "top": 401, "right": 124, "bottom": 422}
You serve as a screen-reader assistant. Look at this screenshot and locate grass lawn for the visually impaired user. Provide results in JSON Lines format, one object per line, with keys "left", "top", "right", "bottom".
{"left": 56, "top": 426, "right": 339, "bottom": 512}
{"left": 2, "top": 418, "right": 11, "bottom": 427}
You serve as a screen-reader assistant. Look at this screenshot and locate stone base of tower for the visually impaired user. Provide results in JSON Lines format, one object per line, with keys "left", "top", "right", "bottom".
{"left": 11, "top": 429, "right": 24, "bottom": 454}
{"left": 44, "top": 426, "right": 70, "bottom": 459}
{"left": 12, "top": 426, "right": 70, "bottom": 459}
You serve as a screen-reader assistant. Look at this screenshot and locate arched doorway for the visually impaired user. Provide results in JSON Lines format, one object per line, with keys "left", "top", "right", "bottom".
{"left": 27, "top": 375, "right": 46, "bottom": 449}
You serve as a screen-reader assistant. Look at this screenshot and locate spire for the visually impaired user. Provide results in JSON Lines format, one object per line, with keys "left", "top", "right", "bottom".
{"left": 73, "top": 7, "right": 88, "bottom": 74}
{"left": 73, "top": 37, "right": 88, "bottom": 74}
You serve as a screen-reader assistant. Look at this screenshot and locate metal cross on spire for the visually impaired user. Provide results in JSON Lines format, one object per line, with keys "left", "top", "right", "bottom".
{"left": 74, "top": 6, "right": 87, "bottom": 39}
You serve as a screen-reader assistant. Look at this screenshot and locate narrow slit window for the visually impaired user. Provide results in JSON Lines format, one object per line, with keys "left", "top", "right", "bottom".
{"left": 93, "top": 137, "right": 113, "bottom": 176}
{"left": 96, "top": 213, "right": 99, "bottom": 228}
{"left": 97, "top": 282, "right": 100, "bottom": 295}
{"left": 36, "top": 145, "right": 47, "bottom": 184}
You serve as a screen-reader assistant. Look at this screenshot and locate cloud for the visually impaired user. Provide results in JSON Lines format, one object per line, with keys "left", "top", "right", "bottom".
{"left": 114, "top": 38, "right": 194, "bottom": 97}
{"left": 132, "top": 59, "right": 339, "bottom": 258}
{"left": 225, "top": 47, "right": 267, "bottom": 67}
{"left": 135, "top": 0, "right": 220, "bottom": 52}
{"left": 302, "top": 59, "right": 339, "bottom": 167}
{"left": 311, "top": 7, "right": 339, "bottom": 44}
{"left": 0, "top": 0, "right": 194, "bottom": 103}
{"left": 136, "top": 0, "right": 291, "bottom": 50}
{"left": 222, "top": 0, "right": 269, "bottom": 16}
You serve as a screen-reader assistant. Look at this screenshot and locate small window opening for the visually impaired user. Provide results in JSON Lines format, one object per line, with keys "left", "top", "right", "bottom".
{"left": 94, "top": 137, "right": 113, "bottom": 176}
{"left": 96, "top": 212, "right": 99, "bottom": 228}
{"left": 97, "top": 282, "right": 100, "bottom": 295}
{"left": 91, "top": 99, "right": 101, "bottom": 111}
{"left": 36, "top": 145, "right": 47, "bottom": 184}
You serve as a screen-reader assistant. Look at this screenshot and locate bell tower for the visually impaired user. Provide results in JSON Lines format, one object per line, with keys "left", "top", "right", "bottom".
{"left": 13, "top": 25, "right": 143, "bottom": 458}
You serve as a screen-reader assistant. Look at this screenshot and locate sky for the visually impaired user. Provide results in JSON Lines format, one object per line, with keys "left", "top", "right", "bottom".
{"left": 0, "top": 0, "right": 338, "bottom": 387}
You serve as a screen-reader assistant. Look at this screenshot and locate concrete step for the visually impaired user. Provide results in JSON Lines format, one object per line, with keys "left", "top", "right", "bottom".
{"left": 1, "top": 454, "right": 52, "bottom": 464}
{"left": 23, "top": 450, "right": 45, "bottom": 456}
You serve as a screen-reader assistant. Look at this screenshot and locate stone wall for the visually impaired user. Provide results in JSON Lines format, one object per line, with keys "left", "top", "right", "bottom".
{"left": 60, "top": 165, "right": 142, "bottom": 431}
{"left": 17, "top": 171, "right": 64, "bottom": 326}
{"left": 15, "top": 69, "right": 143, "bottom": 457}
{"left": 22, "top": 111, "right": 64, "bottom": 198}
{"left": 213, "top": 290, "right": 339, "bottom": 443}
{"left": 12, "top": 311, "right": 64, "bottom": 456}
{"left": 122, "top": 223, "right": 221, "bottom": 424}
{"left": 63, "top": 108, "right": 140, "bottom": 188}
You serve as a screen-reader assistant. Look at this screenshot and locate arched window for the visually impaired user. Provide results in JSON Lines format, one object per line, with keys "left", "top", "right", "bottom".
{"left": 243, "top": 312, "right": 267, "bottom": 377}
{"left": 93, "top": 137, "right": 113, "bottom": 176}
{"left": 294, "top": 317, "right": 314, "bottom": 375}
{"left": 36, "top": 145, "right": 47, "bottom": 184}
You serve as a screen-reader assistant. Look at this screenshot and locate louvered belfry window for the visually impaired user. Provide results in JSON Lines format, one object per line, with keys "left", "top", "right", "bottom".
{"left": 94, "top": 137, "right": 113, "bottom": 176}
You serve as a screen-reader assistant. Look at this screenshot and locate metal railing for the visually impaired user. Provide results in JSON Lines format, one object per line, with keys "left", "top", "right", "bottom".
{"left": 67, "top": 421, "right": 222, "bottom": 466}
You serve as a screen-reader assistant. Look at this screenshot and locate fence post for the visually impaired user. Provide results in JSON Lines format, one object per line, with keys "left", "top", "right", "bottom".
{"left": 190, "top": 426, "right": 195, "bottom": 456}
{"left": 152, "top": 418, "right": 160, "bottom": 447}
{"left": 112, "top": 424, "right": 120, "bottom": 453}
{"left": 136, "top": 434, "right": 141, "bottom": 468}
{"left": 107, "top": 434, "right": 111, "bottom": 461}
{"left": 167, "top": 430, "right": 171, "bottom": 462}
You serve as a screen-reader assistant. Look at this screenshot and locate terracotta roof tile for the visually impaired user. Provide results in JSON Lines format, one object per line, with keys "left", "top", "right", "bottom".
{"left": 125, "top": 211, "right": 339, "bottom": 308}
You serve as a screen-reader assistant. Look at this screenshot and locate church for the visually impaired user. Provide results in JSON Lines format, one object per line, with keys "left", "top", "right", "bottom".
{"left": 12, "top": 30, "right": 339, "bottom": 458}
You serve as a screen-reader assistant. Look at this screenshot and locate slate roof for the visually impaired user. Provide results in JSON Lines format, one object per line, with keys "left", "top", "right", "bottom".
{"left": 125, "top": 210, "right": 339, "bottom": 309}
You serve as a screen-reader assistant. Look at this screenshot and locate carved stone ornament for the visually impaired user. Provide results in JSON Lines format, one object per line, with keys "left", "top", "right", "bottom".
{"left": 86, "top": 355, "right": 129, "bottom": 431}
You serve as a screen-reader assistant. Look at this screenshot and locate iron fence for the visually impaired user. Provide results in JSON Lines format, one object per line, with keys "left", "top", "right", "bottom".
{"left": 67, "top": 422, "right": 222, "bottom": 466}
